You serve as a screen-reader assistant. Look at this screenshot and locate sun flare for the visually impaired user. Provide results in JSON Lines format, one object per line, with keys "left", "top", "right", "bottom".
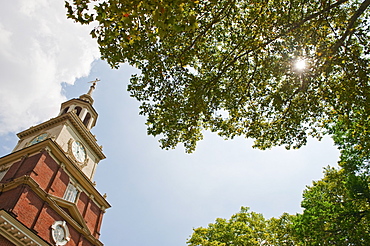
{"left": 294, "top": 59, "right": 307, "bottom": 71}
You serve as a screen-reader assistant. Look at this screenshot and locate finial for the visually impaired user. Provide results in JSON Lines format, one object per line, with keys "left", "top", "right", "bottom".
{"left": 79, "top": 78, "right": 100, "bottom": 104}
{"left": 87, "top": 78, "right": 100, "bottom": 96}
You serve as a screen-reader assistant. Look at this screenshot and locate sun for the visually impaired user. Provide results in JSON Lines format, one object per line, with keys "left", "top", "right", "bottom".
{"left": 294, "top": 59, "right": 307, "bottom": 71}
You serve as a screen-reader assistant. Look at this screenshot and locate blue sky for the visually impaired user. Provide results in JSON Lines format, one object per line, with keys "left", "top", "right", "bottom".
{"left": 0, "top": 1, "right": 340, "bottom": 245}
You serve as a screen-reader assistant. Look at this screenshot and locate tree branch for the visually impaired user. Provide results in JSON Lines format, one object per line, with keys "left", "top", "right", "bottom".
{"left": 331, "top": 0, "right": 370, "bottom": 53}
{"left": 182, "top": 0, "right": 236, "bottom": 53}
{"left": 268, "top": 0, "right": 350, "bottom": 46}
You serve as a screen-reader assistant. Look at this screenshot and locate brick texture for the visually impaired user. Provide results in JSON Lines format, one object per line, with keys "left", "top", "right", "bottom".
{"left": 13, "top": 186, "right": 44, "bottom": 228}
{"left": 0, "top": 150, "right": 105, "bottom": 245}
{"left": 0, "top": 186, "right": 23, "bottom": 211}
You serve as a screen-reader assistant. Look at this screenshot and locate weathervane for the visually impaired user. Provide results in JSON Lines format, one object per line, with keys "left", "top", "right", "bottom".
{"left": 89, "top": 78, "right": 100, "bottom": 86}
{"left": 87, "top": 78, "right": 100, "bottom": 96}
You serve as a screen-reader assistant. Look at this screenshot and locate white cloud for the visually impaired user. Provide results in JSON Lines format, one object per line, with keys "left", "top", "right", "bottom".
{"left": 0, "top": 0, "right": 99, "bottom": 134}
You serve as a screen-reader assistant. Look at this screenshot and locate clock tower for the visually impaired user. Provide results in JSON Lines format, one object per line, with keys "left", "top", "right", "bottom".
{"left": 0, "top": 81, "right": 110, "bottom": 246}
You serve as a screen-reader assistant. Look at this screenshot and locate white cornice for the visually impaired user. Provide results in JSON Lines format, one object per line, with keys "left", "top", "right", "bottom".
{"left": 16, "top": 112, "right": 105, "bottom": 160}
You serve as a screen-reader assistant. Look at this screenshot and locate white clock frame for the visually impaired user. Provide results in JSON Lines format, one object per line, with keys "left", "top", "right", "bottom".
{"left": 67, "top": 139, "right": 88, "bottom": 168}
{"left": 51, "top": 221, "right": 70, "bottom": 246}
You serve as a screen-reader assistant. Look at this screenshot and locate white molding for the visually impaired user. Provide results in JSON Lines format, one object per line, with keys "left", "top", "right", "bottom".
{"left": 0, "top": 210, "right": 49, "bottom": 246}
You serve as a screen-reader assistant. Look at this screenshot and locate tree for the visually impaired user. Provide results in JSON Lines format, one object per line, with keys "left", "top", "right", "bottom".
{"left": 66, "top": 0, "right": 370, "bottom": 153}
{"left": 187, "top": 207, "right": 296, "bottom": 246}
{"left": 65, "top": 2, "right": 370, "bottom": 244}
{"left": 186, "top": 168, "right": 370, "bottom": 245}
{"left": 329, "top": 112, "right": 370, "bottom": 174}
{"left": 293, "top": 167, "right": 370, "bottom": 245}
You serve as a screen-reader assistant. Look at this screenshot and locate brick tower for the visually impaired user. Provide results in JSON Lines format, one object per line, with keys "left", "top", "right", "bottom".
{"left": 0, "top": 81, "right": 110, "bottom": 246}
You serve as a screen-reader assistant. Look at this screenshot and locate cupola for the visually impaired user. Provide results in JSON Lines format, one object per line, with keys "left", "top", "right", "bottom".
{"left": 59, "top": 79, "right": 100, "bottom": 130}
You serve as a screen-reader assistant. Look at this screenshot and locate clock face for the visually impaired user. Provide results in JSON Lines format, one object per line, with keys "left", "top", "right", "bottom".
{"left": 53, "top": 225, "right": 65, "bottom": 242}
{"left": 51, "top": 221, "right": 70, "bottom": 245}
{"left": 30, "top": 133, "right": 48, "bottom": 145}
{"left": 72, "top": 141, "right": 86, "bottom": 163}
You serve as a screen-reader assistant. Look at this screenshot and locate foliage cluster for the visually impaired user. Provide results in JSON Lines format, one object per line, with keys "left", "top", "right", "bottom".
{"left": 187, "top": 207, "right": 295, "bottom": 245}
{"left": 66, "top": 0, "right": 370, "bottom": 244}
{"left": 66, "top": 0, "right": 370, "bottom": 153}
{"left": 188, "top": 167, "right": 370, "bottom": 245}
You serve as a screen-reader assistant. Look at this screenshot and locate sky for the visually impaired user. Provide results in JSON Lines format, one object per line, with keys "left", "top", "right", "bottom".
{"left": 0, "top": 1, "right": 340, "bottom": 246}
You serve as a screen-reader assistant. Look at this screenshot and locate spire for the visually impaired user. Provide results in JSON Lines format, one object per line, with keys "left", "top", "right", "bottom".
{"left": 87, "top": 78, "right": 100, "bottom": 96}
{"left": 79, "top": 78, "right": 100, "bottom": 104}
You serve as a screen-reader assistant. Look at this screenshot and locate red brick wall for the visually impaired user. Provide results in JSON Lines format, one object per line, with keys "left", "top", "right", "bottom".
{"left": 1, "top": 152, "right": 69, "bottom": 200}
{"left": 0, "top": 160, "right": 21, "bottom": 183}
{"left": 33, "top": 205, "right": 65, "bottom": 244}
{"left": 0, "top": 234, "right": 15, "bottom": 246}
{"left": 85, "top": 201, "right": 100, "bottom": 237}
{"left": 0, "top": 150, "right": 105, "bottom": 245}
{"left": 31, "top": 152, "right": 59, "bottom": 191}
{"left": 49, "top": 167, "right": 69, "bottom": 197}
{"left": 13, "top": 186, "right": 44, "bottom": 228}
{"left": 1, "top": 153, "right": 41, "bottom": 182}
{"left": 67, "top": 223, "right": 81, "bottom": 246}
{"left": 31, "top": 151, "right": 70, "bottom": 198}
{"left": 12, "top": 191, "right": 96, "bottom": 246}
{"left": 10, "top": 186, "right": 92, "bottom": 246}
{"left": 0, "top": 186, "right": 22, "bottom": 211}
{"left": 77, "top": 192, "right": 89, "bottom": 215}
{"left": 76, "top": 191, "right": 104, "bottom": 239}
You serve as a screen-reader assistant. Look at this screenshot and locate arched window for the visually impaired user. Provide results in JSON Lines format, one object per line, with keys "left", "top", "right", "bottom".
{"left": 83, "top": 113, "right": 91, "bottom": 127}
{"left": 62, "top": 107, "right": 69, "bottom": 115}
{"left": 74, "top": 106, "right": 82, "bottom": 116}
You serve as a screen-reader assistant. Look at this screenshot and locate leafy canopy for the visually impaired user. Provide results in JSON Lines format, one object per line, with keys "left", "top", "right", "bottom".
{"left": 65, "top": 1, "right": 370, "bottom": 243}
{"left": 187, "top": 168, "right": 370, "bottom": 245}
{"left": 293, "top": 167, "right": 370, "bottom": 245}
{"left": 66, "top": 0, "right": 370, "bottom": 152}
{"left": 187, "top": 207, "right": 296, "bottom": 246}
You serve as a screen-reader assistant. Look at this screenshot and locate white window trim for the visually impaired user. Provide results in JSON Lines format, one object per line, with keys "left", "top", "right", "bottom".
{"left": 63, "top": 183, "right": 80, "bottom": 203}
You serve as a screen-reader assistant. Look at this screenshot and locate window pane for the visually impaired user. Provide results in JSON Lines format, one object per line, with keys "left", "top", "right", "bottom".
{"left": 63, "top": 183, "right": 78, "bottom": 203}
